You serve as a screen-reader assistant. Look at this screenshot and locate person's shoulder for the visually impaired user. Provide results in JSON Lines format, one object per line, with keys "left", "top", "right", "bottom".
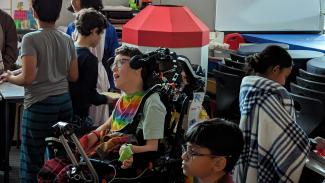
{"left": 146, "top": 92, "right": 161, "bottom": 101}
{"left": 77, "top": 47, "right": 95, "bottom": 57}
{"left": 67, "top": 22, "right": 75, "bottom": 28}
{"left": 106, "top": 23, "right": 116, "bottom": 33}
{"left": 106, "top": 23, "right": 113, "bottom": 29}
{"left": 0, "top": 9, "right": 11, "bottom": 19}
{"left": 77, "top": 48, "right": 97, "bottom": 62}
{"left": 22, "top": 30, "right": 42, "bottom": 41}
{"left": 144, "top": 92, "right": 166, "bottom": 109}
{"left": 55, "top": 29, "right": 73, "bottom": 39}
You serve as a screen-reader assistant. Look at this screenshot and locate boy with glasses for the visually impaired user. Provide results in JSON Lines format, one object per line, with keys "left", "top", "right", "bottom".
{"left": 182, "top": 119, "right": 244, "bottom": 183}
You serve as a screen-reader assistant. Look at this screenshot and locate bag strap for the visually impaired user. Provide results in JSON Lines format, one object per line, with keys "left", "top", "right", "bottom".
{"left": 117, "top": 85, "right": 160, "bottom": 135}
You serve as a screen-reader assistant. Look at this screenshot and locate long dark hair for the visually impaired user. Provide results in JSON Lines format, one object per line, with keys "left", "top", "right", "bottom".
{"left": 245, "top": 45, "right": 292, "bottom": 74}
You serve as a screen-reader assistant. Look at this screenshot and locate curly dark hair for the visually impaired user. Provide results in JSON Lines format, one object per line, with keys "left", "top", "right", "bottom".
{"left": 75, "top": 8, "right": 107, "bottom": 36}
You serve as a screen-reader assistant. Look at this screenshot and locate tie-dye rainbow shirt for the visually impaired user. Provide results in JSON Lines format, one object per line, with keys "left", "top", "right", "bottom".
{"left": 111, "top": 92, "right": 144, "bottom": 131}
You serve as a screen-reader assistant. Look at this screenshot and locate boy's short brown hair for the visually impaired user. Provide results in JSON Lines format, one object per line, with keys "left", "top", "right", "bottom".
{"left": 75, "top": 8, "right": 107, "bottom": 36}
{"left": 115, "top": 45, "right": 142, "bottom": 58}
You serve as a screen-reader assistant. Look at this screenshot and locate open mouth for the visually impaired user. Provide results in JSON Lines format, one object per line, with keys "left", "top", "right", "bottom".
{"left": 182, "top": 161, "right": 187, "bottom": 169}
{"left": 113, "top": 73, "right": 120, "bottom": 80}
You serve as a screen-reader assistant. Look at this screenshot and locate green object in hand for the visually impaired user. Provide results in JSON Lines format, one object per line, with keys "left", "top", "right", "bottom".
{"left": 119, "top": 144, "right": 133, "bottom": 162}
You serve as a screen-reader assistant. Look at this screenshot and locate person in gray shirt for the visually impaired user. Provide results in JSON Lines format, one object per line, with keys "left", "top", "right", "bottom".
{"left": 1, "top": 0, "right": 78, "bottom": 182}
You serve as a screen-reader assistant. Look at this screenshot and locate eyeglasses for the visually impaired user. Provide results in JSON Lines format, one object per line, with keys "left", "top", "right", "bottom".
{"left": 110, "top": 58, "right": 129, "bottom": 71}
{"left": 181, "top": 144, "right": 231, "bottom": 160}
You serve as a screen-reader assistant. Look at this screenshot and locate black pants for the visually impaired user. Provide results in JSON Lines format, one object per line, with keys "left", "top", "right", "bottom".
{"left": 0, "top": 101, "right": 17, "bottom": 164}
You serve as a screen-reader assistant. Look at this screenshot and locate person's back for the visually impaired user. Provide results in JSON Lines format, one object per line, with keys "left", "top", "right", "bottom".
{"left": 234, "top": 45, "right": 310, "bottom": 183}
{"left": 0, "top": 0, "right": 78, "bottom": 182}
{"left": 22, "top": 29, "right": 76, "bottom": 108}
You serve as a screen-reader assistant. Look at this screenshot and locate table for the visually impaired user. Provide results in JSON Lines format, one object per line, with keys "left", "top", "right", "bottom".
{"left": 284, "top": 50, "right": 324, "bottom": 88}
{"left": 307, "top": 56, "right": 325, "bottom": 75}
{"left": 243, "top": 34, "right": 325, "bottom": 53}
{"left": 0, "top": 82, "right": 24, "bottom": 183}
{"left": 237, "top": 43, "right": 289, "bottom": 56}
{"left": 288, "top": 50, "right": 324, "bottom": 60}
{"left": 288, "top": 50, "right": 324, "bottom": 72}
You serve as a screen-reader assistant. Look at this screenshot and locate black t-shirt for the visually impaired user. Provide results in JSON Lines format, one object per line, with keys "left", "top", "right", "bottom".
{"left": 69, "top": 47, "right": 107, "bottom": 117}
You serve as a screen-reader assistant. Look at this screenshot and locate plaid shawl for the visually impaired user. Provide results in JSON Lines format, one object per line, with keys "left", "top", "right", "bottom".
{"left": 234, "top": 76, "right": 310, "bottom": 183}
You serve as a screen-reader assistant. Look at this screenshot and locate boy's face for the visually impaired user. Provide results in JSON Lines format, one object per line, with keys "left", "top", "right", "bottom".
{"left": 111, "top": 54, "right": 142, "bottom": 91}
{"left": 182, "top": 143, "right": 226, "bottom": 179}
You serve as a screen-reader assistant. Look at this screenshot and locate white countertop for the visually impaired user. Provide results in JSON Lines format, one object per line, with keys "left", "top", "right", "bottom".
{"left": 0, "top": 82, "right": 24, "bottom": 100}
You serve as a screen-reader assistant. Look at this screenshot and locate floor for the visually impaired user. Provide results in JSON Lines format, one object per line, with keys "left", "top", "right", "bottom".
{"left": 0, "top": 146, "right": 20, "bottom": 183}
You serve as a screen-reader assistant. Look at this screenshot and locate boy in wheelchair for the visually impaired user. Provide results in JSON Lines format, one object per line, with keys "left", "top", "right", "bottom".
{"left": 79, "top": 45, "right": 167, "bottom": 166}
{"left": 39, "top": 46, "right": 206, "bottom": 182}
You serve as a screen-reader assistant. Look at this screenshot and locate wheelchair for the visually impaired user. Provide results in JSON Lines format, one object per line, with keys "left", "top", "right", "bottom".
{"left": 41, "top": 48, "right": 206, "bottom": 183}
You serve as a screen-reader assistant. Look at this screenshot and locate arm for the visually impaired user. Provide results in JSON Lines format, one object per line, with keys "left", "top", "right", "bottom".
{"left": 84, "top": 56, "right": 108, "bottom": 105}
{"left": 4, "top": 32, "right": 37, "bottom": 85}
{"left": 4, "top": 55, "right": 37, "bottom": 86}
{"left": 68, "top": 58, "right": 78, "bottom": 81}
{"left": 80, "top": 116, "right": 112, "bottom": 152}
{"left": 2, "top": 13, "right": 18, "bottom": 70}
{"left": 315, "top": 137, "right": 325, "bottom": 149}
{"left": 68, "top": 39, "right": 78, "bottom": 82}
{"left": 121, "top": 139, "right": 159, "bottom": 169}
{"left": 131, "top": 139, "right": 159, "bottom": 153}
{"left": 96, "top": 116, "right": 112, "bottom": 132}
{"left": 121, "top": 93, "right": 166, "bottom": 168}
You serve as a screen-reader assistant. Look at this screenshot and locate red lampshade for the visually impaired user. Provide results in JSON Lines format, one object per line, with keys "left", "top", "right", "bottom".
{"left": 122, "top": 5, "right": 209, "bottom": 48}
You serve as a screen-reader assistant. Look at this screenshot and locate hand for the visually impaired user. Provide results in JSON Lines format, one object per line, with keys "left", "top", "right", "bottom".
{"left": 106, "top": 95, "right": 114, "bottom": 104}
{"left": 119, "top": 144, "right": 133, "bottom": 164}
{"left": 315, "top": 137, "right": 325, "bottom": 149}
{"left": 79, "top": 132, "right": 99, "bottom": 153}
{"left": 12, "top": 68, "right": 22, "bottom": 76}
{"left": 0, "top": 70, "right": 13, "bottom": 83}
{"left": 121, "top": 156, "right": 133, "bottom": 169}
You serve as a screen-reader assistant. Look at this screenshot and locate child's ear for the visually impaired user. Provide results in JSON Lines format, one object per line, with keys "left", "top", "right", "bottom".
{"left": 213, "top": 157, "right": 227, "bottom": 172}
{"left": 272, "top": 65, "right": 281, "bottom": 73}
{"left": 136, "top": 67, "right": 142, "bottom": 74}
